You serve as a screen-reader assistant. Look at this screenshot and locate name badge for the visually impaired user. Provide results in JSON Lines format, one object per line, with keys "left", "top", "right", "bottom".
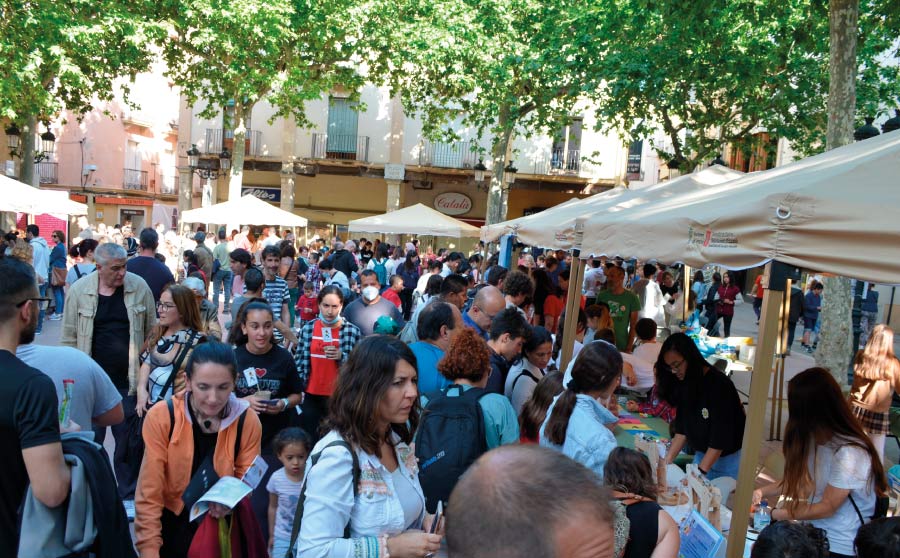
{"left": 242, "top": 367, "right": 259, "bottom": 388}
{"left": 322, "top": 327, "right": 334, "bottom": 343}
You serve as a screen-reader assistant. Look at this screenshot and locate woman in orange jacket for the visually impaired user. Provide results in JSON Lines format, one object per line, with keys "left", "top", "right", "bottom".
{"left": 135, "top": 341, "right": 262, "bottom": 558}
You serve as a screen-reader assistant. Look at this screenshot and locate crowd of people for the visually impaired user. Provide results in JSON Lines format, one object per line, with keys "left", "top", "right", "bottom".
{"left": 0, "top": 221, "right": 897, "bottom": 558}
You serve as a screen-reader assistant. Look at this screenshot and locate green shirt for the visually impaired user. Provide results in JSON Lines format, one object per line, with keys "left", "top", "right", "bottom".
{"left": 596, "top": 290, "right": 641, "bottom": 351}
{"left": 213, "top": 242, "right": 231, "bottom": 267}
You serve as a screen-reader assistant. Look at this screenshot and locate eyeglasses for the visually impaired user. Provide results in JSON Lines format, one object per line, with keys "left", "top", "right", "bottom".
{"left": 157, "top": 302, "right": 177, "bottom": 311}
{"left": 475, "top": 305, "right": 498, "bottom": 321}
{"left": 665, "top": 358, "right": 685, "bottom": 371}
{"left": 15, "top": 296, "right": 52, "bottom": 308}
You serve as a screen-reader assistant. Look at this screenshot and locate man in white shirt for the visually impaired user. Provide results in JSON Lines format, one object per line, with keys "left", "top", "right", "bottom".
{"left": 582, "top": 258, "right": 606, "bottom": 299}
{"left": 633, "top": 263, "right": 667, "bottom": 327}
{"left": 416, "top": 261, "right": 443, "bottom": 295}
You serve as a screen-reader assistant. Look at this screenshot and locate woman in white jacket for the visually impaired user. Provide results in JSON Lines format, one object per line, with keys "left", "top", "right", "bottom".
{"left": 295, "top": 335, "right": 442, "bottom": 558}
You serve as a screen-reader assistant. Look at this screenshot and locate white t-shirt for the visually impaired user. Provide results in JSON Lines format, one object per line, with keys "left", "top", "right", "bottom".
{"left": 505, "top": 359, "right": 547, "bottom": 415}
{"left": 808, "top": 440, "right": 876, "bottom": 556}
{"left": 621, "top": 341, "right": 661, "bottom": 393}
{"left": 266, "top": 467, "right": 304, "bottom": 541}
{"left": 66, "top": 263, "right": 96, "bottom": 285}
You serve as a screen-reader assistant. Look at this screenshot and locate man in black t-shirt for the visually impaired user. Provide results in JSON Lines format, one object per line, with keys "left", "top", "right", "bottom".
{"left": 0, "top": 258, "right": 71, "bottom": 553}
{"left": 126, "top": 227, "right": 175, "bottom": 303}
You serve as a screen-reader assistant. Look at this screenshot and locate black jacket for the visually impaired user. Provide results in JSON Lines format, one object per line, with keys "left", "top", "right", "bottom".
{"left": 487, "top": 350, "right": 511, "bottom": 395}
{"left": 62, "top": 435, "right": 136, "bottom": 558}
{"left": 329, "top": 249, "right": 358, "bottom": 279}
{"left": 788, "top": 286, "right": 805, "bottom": 323}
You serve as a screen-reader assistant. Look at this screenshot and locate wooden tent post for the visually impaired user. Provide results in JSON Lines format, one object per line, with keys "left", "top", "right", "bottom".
{"left": 558, "top": 251, "right": 585, "bottom": 372}
{"left": 727, "top": 261, "right": 785, "bottom": 558}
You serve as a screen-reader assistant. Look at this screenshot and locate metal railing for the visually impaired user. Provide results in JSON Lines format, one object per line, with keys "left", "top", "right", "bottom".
{"left": 418, "top": 140, "right": 478, "bottom": 169}
{"left": 205, "top": 128, "right": 262, "bottom": 157}
{"left": 36, "top": 161, "right": 57, "bottom": 184}
{"left": 158, "top": 170, "right": 177, "bottom": 194}
{"left": 123, "top": 168, "right": 148, "bottom": 190}
{"left": 311, "top": 133, "right": 370, "bottom": 162}
{"left": 531, "top": 148, "right": 582, "bottom": 175}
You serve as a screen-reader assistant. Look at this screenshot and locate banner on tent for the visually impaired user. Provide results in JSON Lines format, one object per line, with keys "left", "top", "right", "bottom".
{"left": 241, "top": 186, "right": 281, "bottom": 203}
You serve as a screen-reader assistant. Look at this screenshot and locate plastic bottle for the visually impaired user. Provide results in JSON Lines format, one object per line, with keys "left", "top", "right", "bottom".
{"left": 754, "top": 499, "right": 771, "bottom": 531}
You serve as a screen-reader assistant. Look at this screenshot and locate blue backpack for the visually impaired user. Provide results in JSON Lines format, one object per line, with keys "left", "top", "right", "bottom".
{"left": 373, "top": 258, "right": 388, "bottom": 286}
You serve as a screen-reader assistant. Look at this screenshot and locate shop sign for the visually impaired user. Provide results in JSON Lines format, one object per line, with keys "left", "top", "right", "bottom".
{"left": 384, "top": 163, "right": 405, "bottom": 181}
{"left": 626, "top": 140, "right": 643, "bottom": 180}
{"left": 434, "top": 192, "right": 472, "bottom": 216}
{"left": 241, "top": 186, "right": 281, "bottom": 203}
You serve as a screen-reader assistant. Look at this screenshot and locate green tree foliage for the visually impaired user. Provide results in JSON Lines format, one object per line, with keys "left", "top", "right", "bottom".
{"left": 0, "top": 0, "right": 158, "bottom": 121}
{"left": 148, "top": 0, "right": 385, "bottom": 199}
{"left": 382, "top": 0, "right": 609, "bottom": 224}
{"left": 591, "top": 0, "right": 900, "bottom": 171}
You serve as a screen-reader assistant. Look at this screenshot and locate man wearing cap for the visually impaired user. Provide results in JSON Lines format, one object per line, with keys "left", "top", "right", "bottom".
{"left": 192, "top": 231, "right": 214, "bottom": 280}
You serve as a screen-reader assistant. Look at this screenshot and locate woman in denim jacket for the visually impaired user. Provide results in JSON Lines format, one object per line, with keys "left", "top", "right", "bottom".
{"left": 540, "top": 340, "right": 622, "bottom": 478}
{"left": 297, "top": 335, "right": 442, "bottom": 558}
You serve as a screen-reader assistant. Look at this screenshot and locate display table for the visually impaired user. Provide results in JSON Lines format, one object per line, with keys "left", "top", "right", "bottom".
{"left": 614, "top": 409, "right": 693, "bottom": 468}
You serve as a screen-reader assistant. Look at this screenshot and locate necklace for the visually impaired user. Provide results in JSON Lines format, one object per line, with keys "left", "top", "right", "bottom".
{"left": 188, "top": 395, "right": 220, "bottom": 433}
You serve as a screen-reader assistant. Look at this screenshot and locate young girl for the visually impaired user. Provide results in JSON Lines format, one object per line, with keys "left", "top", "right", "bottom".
{"left": 295, "top": 282, "right": 318, "bottom": 324}
{"left": 267, "top": 427, "right": 312, "bottom": 558}
{"left": 518, "top": 372, "right": 564, "bottom": 444}
{"left": 849, "top": 324, "right": 900, "bottom": 460}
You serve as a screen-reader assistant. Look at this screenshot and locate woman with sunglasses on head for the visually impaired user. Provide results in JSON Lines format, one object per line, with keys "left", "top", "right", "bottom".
{"left": 753, "top": 368, "right": 888, "bottom": 558}
{"left": 656, "top": 332, "right": 745, "bottom": 481}
{"left": 136, "top": 284, "right": 207, "bottom": 416}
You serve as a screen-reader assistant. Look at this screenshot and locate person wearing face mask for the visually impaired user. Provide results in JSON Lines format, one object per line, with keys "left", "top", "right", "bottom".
{"left": 295, "top": 285, "right": 362, "bottom": 442}
{"left": 230, "top": 301, "right": 303, "bottom": 539}
{"left": 343, "top": 270, "right": 405, "bottom": 337}
{"left": 319, "top": 258, "right": 349, "bottom": 293}
{"left": 540, "top": 341, "right": 623, "bottom": 478}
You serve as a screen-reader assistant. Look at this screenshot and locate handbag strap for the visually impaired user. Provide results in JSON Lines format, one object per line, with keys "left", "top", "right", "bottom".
{"left": 286, "top": 440, "right": 360, "bottom": 558}
{"left": 154, "top": 330, "right": 200, "bottom": 404}
{"left": 848, "top": 492, "right": 866, "bottom": 525}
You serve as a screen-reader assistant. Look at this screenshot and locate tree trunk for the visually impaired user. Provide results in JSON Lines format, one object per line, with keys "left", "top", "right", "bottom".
{"left": 19, "top": 115, "right": 37, "bottom": 187}
{"left": 814, "top": 0, "right": 858, "bottom": 386}
{"left": 485, "top": 105, "right": 514, "bottom": 226}
{"left": 228, "top": 101, "right": 252, "bottom": 202}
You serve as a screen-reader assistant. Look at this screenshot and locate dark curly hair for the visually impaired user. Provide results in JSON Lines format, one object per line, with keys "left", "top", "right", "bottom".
{"left": 603, "top": 447, "right": 658, "bottom": 500}
{"left": 326, "top": 335, "right": 419, "bottom": 455}
{"left": 438, "top": 327, "right": 491, "bottom": 382}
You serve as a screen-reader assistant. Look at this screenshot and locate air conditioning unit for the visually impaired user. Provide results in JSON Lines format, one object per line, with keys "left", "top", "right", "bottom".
{"left": 412, "top": 180, "right": 433, "bottom": 190}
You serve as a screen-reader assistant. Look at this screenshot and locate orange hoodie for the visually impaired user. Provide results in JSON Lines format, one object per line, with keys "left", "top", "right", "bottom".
{"left": 135, "top": 393, "right": 262, "bottom": 558}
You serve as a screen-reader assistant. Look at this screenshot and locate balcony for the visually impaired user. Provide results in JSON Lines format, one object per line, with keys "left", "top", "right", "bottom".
{"left": 531, "top": 148, "right": 582, "bottom": 175}
{"left": 158, "top": 170, "right": 177, "bottom": 195}
{"left": 123, "top": 168, "right": 149, "bottom": 190}
{"left": 36, "top": 161, "right": 57, "bottom": 184}
{"left": 311, "top": 133, "right": 369, "bottom": 162}
{"left": 418, "top": 140, "right": 478, "bottom": 169}
{"left": 205, "top": 128, "right": 262, "bottom": 157}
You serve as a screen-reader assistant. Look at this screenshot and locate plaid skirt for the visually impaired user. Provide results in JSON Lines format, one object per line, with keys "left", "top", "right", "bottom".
{"left": 851, "top": 404, "right": 891, "bottom": 435}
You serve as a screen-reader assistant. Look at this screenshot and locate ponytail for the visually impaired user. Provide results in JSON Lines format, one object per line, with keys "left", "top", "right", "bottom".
{"left": 543, "top": 341, "right": 622, "bottom": 446}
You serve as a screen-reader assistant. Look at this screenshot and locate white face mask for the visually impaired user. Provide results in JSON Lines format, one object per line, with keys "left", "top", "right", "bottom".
{"left": 362, "top": 286, "right": 379, "bottom": 301}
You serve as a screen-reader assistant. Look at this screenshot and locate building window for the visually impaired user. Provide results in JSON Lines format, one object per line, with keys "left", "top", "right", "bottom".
{"left": 326, "top": 97, "right": 359, "bottom": 156}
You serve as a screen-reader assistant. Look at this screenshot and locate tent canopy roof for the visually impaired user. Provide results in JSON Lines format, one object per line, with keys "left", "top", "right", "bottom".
{"left": 578, "top": 130, "right": 900, "bottom": 285}
{"left": 181, "top": 194, "right": 308, "bottom": 227}
{"left": 481, "top": 165, "right": 743, "bottom": 249}
{"left": 348, "top": 203, "right": 480, "bottom": 237}
{"left": 0, "top": 175, "right": 87, "bottom": 215}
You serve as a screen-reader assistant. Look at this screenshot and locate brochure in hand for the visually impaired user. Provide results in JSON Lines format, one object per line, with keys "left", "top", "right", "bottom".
{"left": 188, "top": 455, "right": 269, "bottom": 522}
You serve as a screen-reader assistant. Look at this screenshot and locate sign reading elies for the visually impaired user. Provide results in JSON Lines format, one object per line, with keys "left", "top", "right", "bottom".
{"left": 241, "top": 186, "right": 281, "bottom": 203}
{"left": 433, "top": 192, "right": 472, "bottom": 216}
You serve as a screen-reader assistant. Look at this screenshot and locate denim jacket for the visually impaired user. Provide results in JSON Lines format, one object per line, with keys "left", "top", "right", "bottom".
{"left": 540, "top": 393, "right": 618, "bottom": 478}
{"left": 298, "top": 430, "right": 426, "bottom": 558}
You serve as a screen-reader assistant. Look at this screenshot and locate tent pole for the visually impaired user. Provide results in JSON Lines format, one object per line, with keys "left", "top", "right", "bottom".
{"left": 727, "top": 261, "right": 783, "bottom": 558}
{"left": 768, "top": 279, "right": 789, "bottom": 440}
{"left": 683, "top": 265, "right": 692, "bottom": 320}
{"left": 558, "top": 251, "right": 584, "bottom": 372}
{"left": 775, "top": 278, "right": 793, "bottom": 438}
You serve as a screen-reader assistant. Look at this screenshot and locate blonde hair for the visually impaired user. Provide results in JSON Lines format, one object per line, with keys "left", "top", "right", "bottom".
{"left": 853, "top": 324, "right": 900, "bottom": 381}
{"left": 10, "top": 239, "right": 33, "bottom": 265}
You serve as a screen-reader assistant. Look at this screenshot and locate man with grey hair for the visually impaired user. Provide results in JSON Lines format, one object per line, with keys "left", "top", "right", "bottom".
{"left": 328, "top": 239, "right": 358, "bottom": 279}
{"left": 447, "top": 445, "right": 619, "bottom": 558}
{"left": 61, "top": 241, "right": 155, "bottom": 502}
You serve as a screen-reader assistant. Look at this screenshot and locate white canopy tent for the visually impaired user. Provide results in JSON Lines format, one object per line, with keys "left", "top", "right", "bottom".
{"left": 573, "top": 129, "right": 900, "bottom": 558}
{"left": 0, "top": 174, "right": 88, "bottom": 215}
{"left": 480, "top": 165, "right": 744, "bottom": 249}
{"left": 180, "top": 194, "right": 308, "bottom": 227}
{"left": 348, "top": 203, "right": 481, "bottom": 237}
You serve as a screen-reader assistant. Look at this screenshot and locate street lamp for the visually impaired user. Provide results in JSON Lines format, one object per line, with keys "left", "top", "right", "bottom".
{"left": 882, "top": 109, "right": 900, "bottom": 134}
{"left": 473, "top": 159, "right": 489, "bottom": 192}
{"left": 5, "top": 123, "right": 20, "bottom": 152}
{"left": 503, "top": 161, "right": 518, "bottom": 185}
{"left": 186, "top": 144, "right": 232, "bottom": 207}
{"left": 848, "top": 116, "right": 881, "bottom": 382}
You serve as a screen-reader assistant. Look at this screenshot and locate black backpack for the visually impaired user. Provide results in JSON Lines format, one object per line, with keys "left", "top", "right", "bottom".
{"left": 415, "top": 384, "right": 489, "bottom": 513}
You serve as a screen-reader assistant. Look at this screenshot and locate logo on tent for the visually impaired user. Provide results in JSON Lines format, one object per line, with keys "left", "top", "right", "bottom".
{"left": 688, "top": 226, "right": 738, "bottom": 249}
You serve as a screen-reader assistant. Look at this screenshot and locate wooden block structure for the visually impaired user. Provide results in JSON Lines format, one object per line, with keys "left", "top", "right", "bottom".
{"left": 634, "top": 434, "right": 666, "bottom": 488}
{"left": 686, "top": 464, "right": 722, "bottom": 530}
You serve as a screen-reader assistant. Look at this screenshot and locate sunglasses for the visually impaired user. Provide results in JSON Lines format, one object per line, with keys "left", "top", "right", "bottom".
{"left": 15, "top": 296, "right": 52, "bottom": 308}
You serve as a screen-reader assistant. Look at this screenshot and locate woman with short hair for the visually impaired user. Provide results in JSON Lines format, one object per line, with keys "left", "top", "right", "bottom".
{"left": 296, "top": 335, "right": 441, "bottom": 558}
